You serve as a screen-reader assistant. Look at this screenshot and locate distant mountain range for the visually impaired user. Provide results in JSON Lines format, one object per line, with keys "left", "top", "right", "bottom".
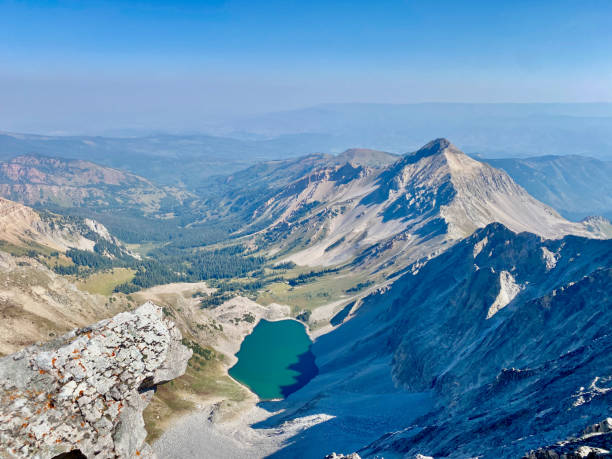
{"left": 0, "top": 130, "right": 336, "bottom": 187}
{"left": 223, "top": 102, "right": 612, "bottom": 160}
{"left": 3, "top": 103, "right": 612, "bottom": 189}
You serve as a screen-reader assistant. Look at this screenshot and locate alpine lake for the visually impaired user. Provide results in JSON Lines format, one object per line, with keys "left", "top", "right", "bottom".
{"left": 229, "top": 319, "right": 318, "bottom": 400}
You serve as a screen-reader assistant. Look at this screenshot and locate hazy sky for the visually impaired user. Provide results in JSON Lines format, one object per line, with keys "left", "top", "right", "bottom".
{"left": 1, "top": 0, "right": 612, "bottom": 134}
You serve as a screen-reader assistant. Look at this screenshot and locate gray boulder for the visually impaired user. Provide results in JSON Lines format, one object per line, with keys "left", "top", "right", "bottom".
{"left": 0, "top": 302, "right": 191, "bottom": 458}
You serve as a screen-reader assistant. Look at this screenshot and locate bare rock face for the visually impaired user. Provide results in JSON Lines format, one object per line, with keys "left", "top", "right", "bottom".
{"left": 0, "top": 302, "right": 191, "bottom": 458}
{"left": 523, "top": 418, "right": 612, "bottom": 459}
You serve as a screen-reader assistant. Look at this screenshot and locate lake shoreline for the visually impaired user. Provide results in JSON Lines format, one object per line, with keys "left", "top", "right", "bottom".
{"left": 228, "top": 318, "right": 318, "bottom": 400}
{"left": 152, "top": 296, "right": 339, "bottom": 458}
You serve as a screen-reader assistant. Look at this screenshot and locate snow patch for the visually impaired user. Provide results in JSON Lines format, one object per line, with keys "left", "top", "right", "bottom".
{"left": 572, "top": 376, "right": 612, "bottom": 407}
{"left": 541, "top": 246, "right": 559, "bottom": 270}
{"left": 473, "top": 236, "right": 488, "bottom": 258}
{"left": 487, "top": 271, "right": 523, "bottom": 319}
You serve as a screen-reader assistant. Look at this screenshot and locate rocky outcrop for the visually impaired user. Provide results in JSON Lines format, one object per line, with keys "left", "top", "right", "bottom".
{"left": 523, "top": 419, "right": 612, "bottom": 458}
{"left": 325, "top": 453, "right": 362, "bottom": 459}
{"left": 0, "top": 302, "right": 191, "bottom": 458}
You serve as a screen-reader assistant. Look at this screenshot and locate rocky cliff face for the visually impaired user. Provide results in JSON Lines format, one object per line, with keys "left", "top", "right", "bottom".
{"left": 268, "top": 223, "right": 612, "bottom": 458}
{"left": 0, "top": 302, "right": 191, "bottom": 458}
{"left": 354, "top": 224, "right": 612, "bottom": 457}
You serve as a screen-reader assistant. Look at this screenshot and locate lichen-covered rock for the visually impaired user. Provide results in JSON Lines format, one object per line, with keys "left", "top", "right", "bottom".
{"left": 0, "top": 302, "right": 191, "bottom": 458}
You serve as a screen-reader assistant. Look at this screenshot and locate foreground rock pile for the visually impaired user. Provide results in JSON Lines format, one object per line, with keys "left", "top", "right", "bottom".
{"left": 524, "top": 418, "right": 612, "bottom": 459}
{"left": 0, "top": 302, "right": 191, "bottom": 458}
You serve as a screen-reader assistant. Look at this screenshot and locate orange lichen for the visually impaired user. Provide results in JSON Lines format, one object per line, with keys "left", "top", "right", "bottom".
{"left": 38, "top": 369, "right": 46, "bottom": 375}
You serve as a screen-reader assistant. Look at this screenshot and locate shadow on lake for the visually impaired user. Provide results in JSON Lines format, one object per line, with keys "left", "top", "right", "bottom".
{"left": 279, "top": 346, "right": 318, "bottom": 398}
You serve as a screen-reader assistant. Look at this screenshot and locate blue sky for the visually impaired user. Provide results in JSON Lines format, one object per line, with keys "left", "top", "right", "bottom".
{"left": 1, "top": 0, "right": 611, "bottom": 133}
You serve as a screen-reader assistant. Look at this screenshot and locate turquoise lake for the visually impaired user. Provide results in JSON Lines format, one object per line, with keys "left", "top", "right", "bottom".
{"left": 228, "top": 319, "right": 318, "bottom": 400}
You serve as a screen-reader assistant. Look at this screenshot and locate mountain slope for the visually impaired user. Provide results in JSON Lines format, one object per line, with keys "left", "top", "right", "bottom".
{"left": 0, "top": 196, "right": 126, "bottom": 254}
{"left": 363, "top": 224, "right": 612, "bottom": 457}
{"left": 484, "top": 154, "right": 612, "bottom": 221}
{"left": 197, "top": 149, "right": 395, "bottom": 231}
{"left": 0, "top": 154, "right": 189, "bottom": 215}
{"left": 0, "top": 250, "right": 132, "bottom": 355}
{"left": 261, "top": 223, "right": 612, "bottom": 458}
{"left": 206, "top": 148, "right": 396, "bottom": 197}
{"left": 245, "top": 139, "right": 607, "bottom": 272}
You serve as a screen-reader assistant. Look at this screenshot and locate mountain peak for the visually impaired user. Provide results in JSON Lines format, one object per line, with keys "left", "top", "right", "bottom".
{"left": 423, "top": 137, "right": 453, "bottom": 150}
{"left": 414, "top": 137, "right": 458, "bottom": 158}
{"left": 395, "top": 138, "right": 462, "bottom": 167}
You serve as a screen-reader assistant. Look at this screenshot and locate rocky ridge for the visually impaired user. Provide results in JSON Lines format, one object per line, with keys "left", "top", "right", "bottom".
{"left": 357, "top": 225, "right": 612, "bottom": 457}
{"left": 246, "top": 139, "right": 607, "bottom": 272}
{"left": 0, "top": 302, "right": 191, "bottom": 458}
{"left": 523, "top": 418, "right": 612, "bottom": 458}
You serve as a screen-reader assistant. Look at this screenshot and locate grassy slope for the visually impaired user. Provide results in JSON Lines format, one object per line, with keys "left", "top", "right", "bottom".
{"left": 255, "top": 272, "right": 364, "bottom": 311}
{"left": 76, "top": 268, "right": 136, "bottom": 296}
{"left": 143, "top": 357, "right": 247, "bottom": 443}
